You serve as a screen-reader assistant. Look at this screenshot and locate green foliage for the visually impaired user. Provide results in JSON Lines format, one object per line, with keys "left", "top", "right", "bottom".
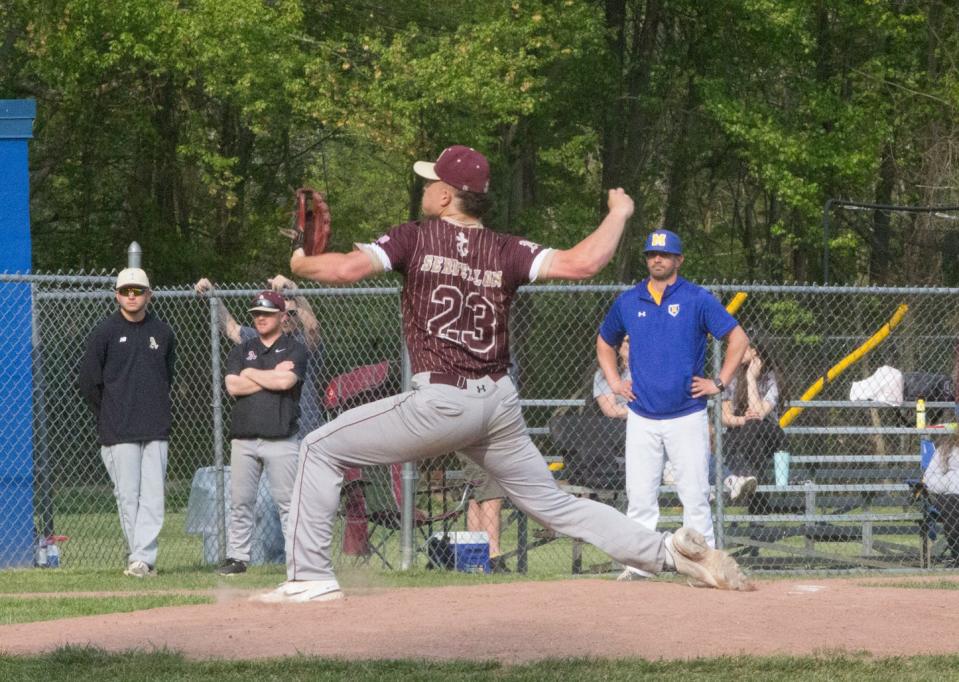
{"left": 763, "top": 300, "right": 816, "bottom": 333}
{"left": 3, "top": 1, "right": 959, "bottom": 283}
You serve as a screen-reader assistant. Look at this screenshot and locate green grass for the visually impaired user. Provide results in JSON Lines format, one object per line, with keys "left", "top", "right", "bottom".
{"left": 36, "top": 502, "right": 639, "bottom": 578}
{"left": 51, "top": 510, "right": 207, "bottom": 571}
{"left": 39, "top": 481, "right": 945, "bottom": 575}
{"left": 0, "top": 594, "right": 212, "bottom": 625}
{"left": 0, "top": 562, "right": 622, "bottom": 599}
{"left": 863, "top": 579, "right": 959, "bottom": 590}
{"left": 2, "top": 648, "right": 959, "bottom": 681}
{"left": 0, "top": 565, "right": 285, "bottom": 594}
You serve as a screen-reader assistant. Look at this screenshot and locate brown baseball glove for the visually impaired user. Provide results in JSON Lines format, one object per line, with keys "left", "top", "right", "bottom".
{"left": 280, "top": 187, "right": 331, "bottom": 255}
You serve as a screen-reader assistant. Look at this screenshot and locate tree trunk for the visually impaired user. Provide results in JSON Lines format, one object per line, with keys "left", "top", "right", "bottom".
{"left": 904, "top": 1, "right": 949, "bottom": 285}
{"left": 870, "top": 142, "right": 895, "bottom": 284}
{"left": 765, "top": 190, "right": 783, "bottom": 282}
{"left": 662, "top": 76, "right": 697, "bottom": 233}
{"left": 602, "top": 0, "right": 665, "bottom": 282}
{"left": 501, "top": 118, "right": 536, "bottom": 230}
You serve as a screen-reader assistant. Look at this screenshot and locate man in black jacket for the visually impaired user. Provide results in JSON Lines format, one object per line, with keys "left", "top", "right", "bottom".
{"left": 78, "top": 267, "right": 176, "bottom": 578}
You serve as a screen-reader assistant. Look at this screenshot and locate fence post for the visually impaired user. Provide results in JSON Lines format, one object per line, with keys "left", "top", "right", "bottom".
{"left": 711, "top": 335, "right": 726, "bottom": 549}
{"left": 127, "top": 242, "right": 142, "bottom": 268}
{"left": 400, "top": 339, "right": 416, "bottom": 570}
{"left": 209, "top": 297, "right": 227, "bottom": 563}
{"left": 31, "top": 282, "right": 55, "bottom": 541}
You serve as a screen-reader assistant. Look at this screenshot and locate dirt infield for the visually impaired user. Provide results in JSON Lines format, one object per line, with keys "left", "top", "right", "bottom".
{"left": 3, "top": 576, "right": 958, "bottom": 662}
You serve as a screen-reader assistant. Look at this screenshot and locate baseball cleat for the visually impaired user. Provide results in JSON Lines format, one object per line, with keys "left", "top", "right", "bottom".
{"left": 252, "top": 579, "right": 343, "bottom": 604}
{"left": 666, "top": 528, "right": 753, "bottom": 591}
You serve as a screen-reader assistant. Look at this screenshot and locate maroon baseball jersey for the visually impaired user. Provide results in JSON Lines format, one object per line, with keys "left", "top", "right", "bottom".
{"left": 366, "top": 218, "right": 551, "bottom": 377}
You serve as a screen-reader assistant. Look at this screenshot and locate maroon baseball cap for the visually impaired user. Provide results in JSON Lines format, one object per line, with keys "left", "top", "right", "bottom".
{"left": 248, "top": 290, "right": 286, "bottom": 313}
{"left": 413, "top": 145, "right": 490, "bottom": 194}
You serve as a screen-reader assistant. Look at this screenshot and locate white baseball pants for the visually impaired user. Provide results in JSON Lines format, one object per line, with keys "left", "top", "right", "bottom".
{"left": 624, "top": 409, "right": 715, "bottom": 547}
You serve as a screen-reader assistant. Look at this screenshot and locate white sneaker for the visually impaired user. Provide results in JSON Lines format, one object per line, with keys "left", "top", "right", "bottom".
{"left": 724, "top": 475, "right": 758, "bottom": 502}
{"left": 616, "top": 567, "right": 653, "bottom": 581}
{"left": 252, "top": 579, "right": 343, "bottom": 604}
{"left": 665, "top": 528, "right": 752, "bottom": 591}
{"left": 123, "top": 560, "right": 157, "bottom": 578}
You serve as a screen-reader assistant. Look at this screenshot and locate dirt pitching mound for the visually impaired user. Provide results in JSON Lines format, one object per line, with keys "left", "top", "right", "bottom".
{"left": 2, "top": 576, "right": 958, "bottom": 662}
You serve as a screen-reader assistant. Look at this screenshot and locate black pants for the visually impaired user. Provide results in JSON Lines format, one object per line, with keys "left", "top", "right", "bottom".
{"left": 723, "top": 420, "right": 786, "bottom": 514}
{"left": 723, "top": 420, "right": 786, "bottom": 479}
{"left": 931, "top": 494, "right": 959, "bottom": 562}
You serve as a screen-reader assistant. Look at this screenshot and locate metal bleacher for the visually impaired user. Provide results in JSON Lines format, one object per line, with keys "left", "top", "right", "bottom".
{"left": 535, "top": 397, "right": 951, "bottom": 573}
{"left": 722, "top": 400, "right": 950, "bottom": 571}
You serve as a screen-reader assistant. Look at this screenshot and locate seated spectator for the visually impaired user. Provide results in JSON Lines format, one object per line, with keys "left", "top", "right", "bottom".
{"left": 720, "top": 339, "right": 786, "bottom": 508}
{"left": 923, "top": 434, "right": 959, "bottom": 567}
{"left": 593, "top": 336, "right": 631, "bottom": 419}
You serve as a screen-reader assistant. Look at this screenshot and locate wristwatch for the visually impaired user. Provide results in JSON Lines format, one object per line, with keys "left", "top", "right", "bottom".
{"left": 712, "top": 377, "right": 725, "bottom": 392}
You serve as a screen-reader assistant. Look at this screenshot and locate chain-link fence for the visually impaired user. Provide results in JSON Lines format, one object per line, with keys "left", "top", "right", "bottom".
{"left": 1, "top": 273, "right": 957, "bottom": 576}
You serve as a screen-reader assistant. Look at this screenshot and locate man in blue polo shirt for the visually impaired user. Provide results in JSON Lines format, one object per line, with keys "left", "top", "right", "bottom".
{"left": 597, "top": 229, "right": 748, "bottom": 579}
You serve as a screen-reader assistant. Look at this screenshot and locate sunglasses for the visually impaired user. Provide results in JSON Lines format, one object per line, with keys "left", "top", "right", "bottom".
{"left": 251, "top": 310, "right": 280, "bottom": 318}
{"left": 118, "top": 287, "right": 146, "bottom": 297}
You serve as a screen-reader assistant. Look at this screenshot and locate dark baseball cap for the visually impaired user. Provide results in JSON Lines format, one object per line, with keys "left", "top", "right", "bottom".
{"left": 248, "top": 290, "right": 286, "bottom": 313}
{"left": 643, "top": 229, "right": 683, "bottom": 255}
{"left": 413, "top": 145, "right": 490, "bottom": 194}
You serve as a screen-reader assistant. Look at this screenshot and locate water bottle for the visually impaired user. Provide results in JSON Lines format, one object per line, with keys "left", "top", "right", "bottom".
{"left": 916, "top": 397, "right": 926, "bottom": 430}
{"left": 36, "top": 538, "right": 48, "bottom": 568}
{"left": 46, "top": 543, "right": 60, "bottom": 568}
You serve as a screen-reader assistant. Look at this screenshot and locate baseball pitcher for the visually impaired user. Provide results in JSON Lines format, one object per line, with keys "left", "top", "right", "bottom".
{"left": 255, "top": 146, "right": 751, "bottom": 603}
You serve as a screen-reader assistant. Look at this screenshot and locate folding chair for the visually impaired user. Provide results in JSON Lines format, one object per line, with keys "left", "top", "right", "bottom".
{"left": 320, "top": 364, "right": 473, "bottom": 568}
{"left": 320, "top": 362, "right": 391, "bottom": 558}
{"left": 359, "top": 460, "right": 474, "bottom": 570}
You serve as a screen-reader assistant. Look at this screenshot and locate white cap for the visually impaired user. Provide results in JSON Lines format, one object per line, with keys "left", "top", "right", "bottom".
{"left": 115, "top": 267, "right": 151, "bottom": 290}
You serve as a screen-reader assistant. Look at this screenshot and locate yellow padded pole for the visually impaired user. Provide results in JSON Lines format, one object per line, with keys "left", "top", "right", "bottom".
{"left": 779, "top": 303, "right": 909, "bottom": 428}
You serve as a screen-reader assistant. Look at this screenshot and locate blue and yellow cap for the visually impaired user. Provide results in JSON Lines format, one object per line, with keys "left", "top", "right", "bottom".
{"left": 643, "top": 229, "right": 683, "bottom": 255}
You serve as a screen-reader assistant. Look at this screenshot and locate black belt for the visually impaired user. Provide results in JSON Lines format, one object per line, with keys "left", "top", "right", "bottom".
{"left": 427, "top": 372, "right": 507, "bottom": 388}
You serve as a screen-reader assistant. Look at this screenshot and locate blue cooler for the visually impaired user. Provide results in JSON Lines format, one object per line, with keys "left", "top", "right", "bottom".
{"left": 432, "top": 531, "right": 490, "bottom": 573}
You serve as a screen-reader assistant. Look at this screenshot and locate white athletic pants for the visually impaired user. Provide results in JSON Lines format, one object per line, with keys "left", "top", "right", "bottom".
{"left": 228, "top": 437, "right": 299, "bottom": 562}
{"left": 286, "top": 373, "right": 669, "bottom": 581}
{"left": 100, "top": 441, "right": 168, "bottom": 566}
{"left": 625, "top": 410, "right": 715, "bottom": 548}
